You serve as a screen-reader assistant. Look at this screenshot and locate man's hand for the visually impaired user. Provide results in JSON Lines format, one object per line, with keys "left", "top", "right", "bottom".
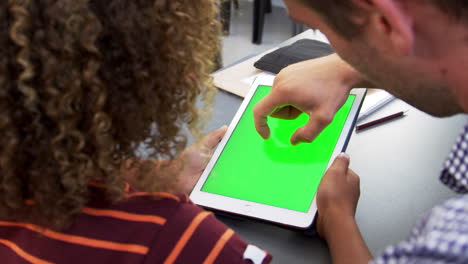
{"left": 316, "top": 153, "right": 360, "bottom": 240}
{"left": 253, "top": 54, "right": 365, "bottom": 145}
{"left": 175, "top": 126, "right": 228, "bottom": 193}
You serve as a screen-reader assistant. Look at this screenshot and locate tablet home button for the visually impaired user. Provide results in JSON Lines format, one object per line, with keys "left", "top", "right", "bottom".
{"left": 243, "top": 204, "right": 253, "bottom": 214}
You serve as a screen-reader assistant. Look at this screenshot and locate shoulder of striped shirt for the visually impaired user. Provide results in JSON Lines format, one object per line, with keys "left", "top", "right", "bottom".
{"left": 0, "top": 192, "right": 194, "bottom": 263}
{"left": 87, "top": 180, "right": 191, "bottom": 204}
{"left": 79, "top": 191, "right": 192, "bottom": 226}
{"left": 124, "top": 191, "right": 190, "bottom": 203}
{"left": 0, "top": 191, "right": 273, "bottom": 264}
{"left": 79, "top": 191, "right": 191, "bottom": 226}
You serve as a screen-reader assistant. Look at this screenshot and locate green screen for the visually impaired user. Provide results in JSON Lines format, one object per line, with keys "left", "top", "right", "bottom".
{"left": 202, "top": 85, "right": 356, "bottom": 212}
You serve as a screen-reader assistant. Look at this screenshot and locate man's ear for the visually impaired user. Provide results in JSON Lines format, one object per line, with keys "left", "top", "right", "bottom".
{"left": 352, "top": 0, "right": 414, "bottom": 56}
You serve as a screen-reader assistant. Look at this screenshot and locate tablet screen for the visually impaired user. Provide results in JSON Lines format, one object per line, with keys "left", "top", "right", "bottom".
{"left": 201, "top": 85, "right": 356, "bottom": 212}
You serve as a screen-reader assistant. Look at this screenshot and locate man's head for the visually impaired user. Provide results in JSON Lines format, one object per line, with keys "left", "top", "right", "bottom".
{"left": 284, "top": 0, "right": 467, "bottom": 116}
{"left": 297, "top": 0, "right": 468, "bottom": 39}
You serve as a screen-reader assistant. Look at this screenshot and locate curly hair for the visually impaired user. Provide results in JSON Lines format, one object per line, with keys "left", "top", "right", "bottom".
{"left": 0, "top": 0, "right": 220, "bottom": 229}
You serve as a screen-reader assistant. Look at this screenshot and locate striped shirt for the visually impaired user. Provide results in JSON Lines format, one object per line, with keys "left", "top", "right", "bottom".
{"left": 0, "top": 186, "right": 272, "bottom": 264}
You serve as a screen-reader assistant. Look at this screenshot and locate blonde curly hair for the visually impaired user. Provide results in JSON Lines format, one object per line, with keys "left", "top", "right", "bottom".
{"left": 0, "top": 0, "right": 219, "bottom": 229}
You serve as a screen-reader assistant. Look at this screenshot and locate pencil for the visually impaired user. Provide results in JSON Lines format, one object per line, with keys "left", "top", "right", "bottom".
{"left": 356, "top": 111, "right": 407, "bottom": 131}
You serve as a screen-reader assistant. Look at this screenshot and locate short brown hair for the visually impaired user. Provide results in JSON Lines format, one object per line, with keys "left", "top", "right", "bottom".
{"left": 0, "top": 0, "right": 219, "bottom": 229}
{"left": 298, "top": 0, "right": 362, "bottom": 38}
{"left": 300, "top": 0, "right": 468, "bottom": 38}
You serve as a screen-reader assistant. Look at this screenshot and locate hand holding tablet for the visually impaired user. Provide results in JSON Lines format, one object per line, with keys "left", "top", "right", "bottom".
{"left": 190, "top": 75, "right": 365, "bottom": 228}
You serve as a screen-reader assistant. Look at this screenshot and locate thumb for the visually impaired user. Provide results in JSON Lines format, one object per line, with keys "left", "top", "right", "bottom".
{"left": 290, "top": 113, "right": 331, "bottom": 145}
{"left": 328, "top": 153, "right": 351, "bottom": 176}
{"left": 199, "top": 126, "right": 228, "bottom": 150}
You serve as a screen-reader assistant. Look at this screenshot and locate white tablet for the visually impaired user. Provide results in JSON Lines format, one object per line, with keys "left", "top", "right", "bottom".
{"left": 190, "top": 75, "right": 366, "bottom": 229}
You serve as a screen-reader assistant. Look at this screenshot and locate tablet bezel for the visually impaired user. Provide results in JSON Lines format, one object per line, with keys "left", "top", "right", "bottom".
{"left": 190, "top": 75, "right": 366, "bottom": 229}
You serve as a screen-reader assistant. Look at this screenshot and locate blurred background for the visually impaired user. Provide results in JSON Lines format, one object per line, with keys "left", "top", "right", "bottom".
{"left": 220, "top": 0, "right": 307, "bottom": 67}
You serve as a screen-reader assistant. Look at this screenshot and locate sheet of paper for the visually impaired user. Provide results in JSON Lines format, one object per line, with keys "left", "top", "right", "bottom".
{"left": 241, "top": 72, "right": 276, "bottom": 86}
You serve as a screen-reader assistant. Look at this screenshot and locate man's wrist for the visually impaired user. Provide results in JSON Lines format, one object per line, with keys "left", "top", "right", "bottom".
{"left": 331, "top": 54, "right": 372, "bottom": 89}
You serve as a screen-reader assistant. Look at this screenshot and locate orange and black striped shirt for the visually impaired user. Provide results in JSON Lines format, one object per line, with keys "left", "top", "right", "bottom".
{"left": 0, "top": 188, "right": 272, "bottom": 263}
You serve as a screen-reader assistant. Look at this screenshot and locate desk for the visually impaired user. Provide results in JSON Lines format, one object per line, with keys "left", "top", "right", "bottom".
{"left": 205, "top": 31, "right": 467, "bottom": 263}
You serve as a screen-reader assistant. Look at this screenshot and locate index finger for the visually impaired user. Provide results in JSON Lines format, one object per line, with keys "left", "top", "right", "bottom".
{"left": 253, "top": 93, "right": 285, "bottom": 139}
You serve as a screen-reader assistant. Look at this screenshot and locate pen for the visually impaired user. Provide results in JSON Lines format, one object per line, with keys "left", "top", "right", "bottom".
{"left": 356, "top": 111, "right": 407, "bottom": 131}
{"left": 357, "top": 94, "right": 395, "bottom": 122}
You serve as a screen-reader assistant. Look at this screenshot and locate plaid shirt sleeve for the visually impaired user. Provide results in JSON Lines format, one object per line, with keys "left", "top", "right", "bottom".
{"left": 373, "top": 121, "right": 468, "bottom": 264}
{"left": 373, "top": 196, "right": 468, "bottom": 264}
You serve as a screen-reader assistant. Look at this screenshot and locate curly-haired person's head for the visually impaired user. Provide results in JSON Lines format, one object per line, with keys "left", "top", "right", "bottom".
{"left": 0, "top": 0, "right": 219, "bottom": 229}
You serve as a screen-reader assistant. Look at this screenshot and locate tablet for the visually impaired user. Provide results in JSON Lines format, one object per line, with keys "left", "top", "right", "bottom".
{"left": 190, "top": 75, "right": 366, "bottom": 228}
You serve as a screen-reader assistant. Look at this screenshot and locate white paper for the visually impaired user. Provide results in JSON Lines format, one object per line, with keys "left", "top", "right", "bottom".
{"left": 241, "top": 72, "right": 276, "bottom": 86}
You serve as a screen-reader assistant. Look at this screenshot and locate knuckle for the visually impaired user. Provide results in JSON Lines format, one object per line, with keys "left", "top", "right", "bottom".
{"left": 277, "top": 65, "right": 292, "bottom": 75}
{"left": 333, "top": 158, "right": 346, "bottom": 167}
{"left": 354, "top": 175, "right": 360, "bottom": 186}
{"left": 253, "top": 105, "right": 261, "bottom": 117}
{"left": 253, "top": 108, "right": 267, "bottom": 123}
{"left": 280, "top": 84, "right": 294, "bottom": 96}
{"left": 349, "top": 172, "right": 360, "bottom": 185}
{"left": 315, "top": 112, "right": 333, "bottom": 126}
{"left": 326, "top": 167, "right": 341, "bottom": 176}
{"left": 298, "top": 132, "right": 314, "bottom": 143}
{"left": 273, "top": 85, "right": 288, "bottom": 98}
{"left": 273, "top": 80, "right": 292, "bottom": 95}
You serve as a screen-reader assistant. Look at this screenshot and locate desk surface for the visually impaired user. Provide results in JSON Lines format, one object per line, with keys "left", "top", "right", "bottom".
{"left": 206, "top": 31, "right": 467, "bottom": 263}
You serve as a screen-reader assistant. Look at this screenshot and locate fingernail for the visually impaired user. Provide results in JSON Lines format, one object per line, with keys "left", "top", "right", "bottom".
{"left": 292, "top": 138, "right": 309, "bottom": 145}
{"left": 291, "top": 138, "right": 298, "bottom": 145}
{"left": 261, "top": 129, "right": 270, "bottom": 140}
{"left": 338, "top": 152, "right": 350, "bottom": 160}
{"left": 220, "top": 125, "right": 228, "bottom": 130}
